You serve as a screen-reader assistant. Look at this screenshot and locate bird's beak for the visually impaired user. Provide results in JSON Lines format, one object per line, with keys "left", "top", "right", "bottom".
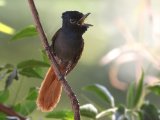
{"left": 78, "top": 13, "right": 93, "bottom": 27}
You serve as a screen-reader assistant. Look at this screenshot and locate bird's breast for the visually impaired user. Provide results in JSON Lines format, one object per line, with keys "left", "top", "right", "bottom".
{"left": 54, "top": 31, "right": 83, "bottom": 62}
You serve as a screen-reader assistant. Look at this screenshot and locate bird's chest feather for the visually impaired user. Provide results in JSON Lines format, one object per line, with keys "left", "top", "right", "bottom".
{"left": 54, "top": 31, "right": 83, "bottom": 61}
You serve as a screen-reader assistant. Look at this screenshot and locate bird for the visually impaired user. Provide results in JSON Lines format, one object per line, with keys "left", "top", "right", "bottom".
{"left": 36, "top": 11, "right": 92, "bottom": 112}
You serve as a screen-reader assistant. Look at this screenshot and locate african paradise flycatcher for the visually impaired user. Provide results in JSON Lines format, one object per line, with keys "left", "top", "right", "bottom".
{"left": 37, "top": 11, "right": 92, "bottom": 112}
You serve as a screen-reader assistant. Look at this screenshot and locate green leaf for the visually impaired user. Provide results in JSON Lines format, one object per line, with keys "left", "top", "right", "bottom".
{"left": 0, "top": 64, "right": 15, "bottom": 81}
{"left": 11, "top": 25, "right": 37, "bottom": 41}
{"left": 26, "top": 87, "right": 38, "bottom": 101}
{"left": 0, "top": 112, "right": 6, "bottom": 120}
{"left": 115, "top": 105, "right": 129, "bottom": 120}
{"left": 0, "top": 64, "right": 14, "bottom": 81}
{"left": 83, "top": 84, "right": 115, "bottom": 107}
{"left": 13, "top": 103, "right": 21, "bottom": 113}
{"left": 5, "top": 68, "right": 18, "bottom": 89}
{"left": 19, "top": 68, "right": 42, "bottom": 79}
{"left": 126, "top": 82, "right": 135, "bottom": 108}
{"left": 17, "top": 59, "right": 49, "bottom": 69}
{"left": 33, "top": 67, "right": 44, "bottom": 78}
{"left": 18, "top": 101, "right": 36, "bottom": 116}
{"left": 126, "top": 111, "right": 141, "bottom": 120}
{"left": 148, "top": 84, "right": 160, "bottom": 95}
{"left": 41, "top": 50, "right": 50, "bottom": 64}
{"left": 80, "top": 104, "right": 98, "bottom": 119}
{"left": 0, "top": 90, "right": 9, "bottom": 103}
{"left": 46, "top": 110, "right": 73, "bottom": 120}
{"left": 0, "top": 64, "right": 14, "bottom": 71}
{"left": 139, "top": 102, "right": 159, "bottom": 120}
{"left": 96, "top": 108, "right": 115, "bottom": 119}
{"left": 115, "top": 105, "right": 125, "bottom": 118}
{"left": 0, "top": 22, "right": 15, "bottom": 35}
{"left": 134, "top": 70, "right": 144, "bottom": 107}
{"left": 0, "top": 72, "right": 7, "bottom": 81}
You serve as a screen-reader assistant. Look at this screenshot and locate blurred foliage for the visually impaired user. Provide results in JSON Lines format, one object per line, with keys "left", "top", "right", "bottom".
{"left": 1, "top": 36, "right": 160, "bottom": 119}
{"left": 82, "top": 71, "right": 160, "bottom": 120}
{"left": 10, "top": 25, "right": 37, "bottom": 41}
{"left": 0, "top": 22, "right": 15, "bottom": 35}
{"left": 1, "top": 0, "right": 160, "bottom": 120}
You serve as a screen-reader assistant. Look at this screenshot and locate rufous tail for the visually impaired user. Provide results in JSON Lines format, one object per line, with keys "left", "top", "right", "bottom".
{"left": 36, "top": 66, "right": 62, "bottom": 112}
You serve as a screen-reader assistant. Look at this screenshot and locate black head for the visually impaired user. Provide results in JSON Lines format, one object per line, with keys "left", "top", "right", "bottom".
{"left": 62, "top": 11, "right": 92, "bottom": 34}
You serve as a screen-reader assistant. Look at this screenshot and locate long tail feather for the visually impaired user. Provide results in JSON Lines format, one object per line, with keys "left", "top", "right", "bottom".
{"left": 36, "top": 66, "right": 62, "bottom": 112}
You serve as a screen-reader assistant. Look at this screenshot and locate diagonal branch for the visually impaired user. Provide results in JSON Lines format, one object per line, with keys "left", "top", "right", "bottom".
{"left": 28, "top": 0, "right": 80, "bottom": 120}
{"left": 0, "top": 103, "right": 26, "bottom": 120}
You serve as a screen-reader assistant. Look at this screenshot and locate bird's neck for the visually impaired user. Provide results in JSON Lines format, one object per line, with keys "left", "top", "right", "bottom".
{"left": 61, "top": 28, "right": 82, "bottom": 40}
{"left": 62, "top": 25, "right": 87, "bottom": 36}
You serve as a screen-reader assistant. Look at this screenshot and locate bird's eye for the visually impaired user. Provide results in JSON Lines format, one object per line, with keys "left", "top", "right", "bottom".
{"left": 70, "top": 19, "right": 76, "bottom": 24}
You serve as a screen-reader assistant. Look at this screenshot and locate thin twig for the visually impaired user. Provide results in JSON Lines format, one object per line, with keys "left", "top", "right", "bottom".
{"left": 0, "top": 103, "right": 26, "bottom": 120}
{"left": 28, "top": 0, "right": 80, "bottom": 120}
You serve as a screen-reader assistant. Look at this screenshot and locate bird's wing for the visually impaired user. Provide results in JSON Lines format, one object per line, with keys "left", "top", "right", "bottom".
{"left": 66, "top": 40, "right": 84, "bottom": 75}
{"left": 51, "top": 28, "right": 84, "bottom": 75}
{"left": 51, "top": 28, "right": 62, "bottom": 55}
